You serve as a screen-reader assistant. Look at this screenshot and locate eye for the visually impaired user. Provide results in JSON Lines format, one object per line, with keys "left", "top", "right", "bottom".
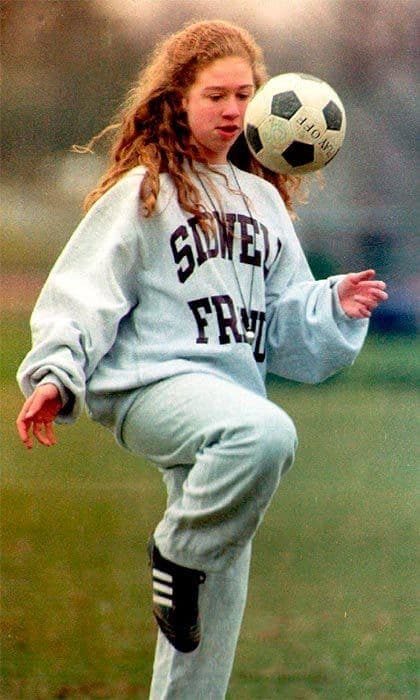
{"left": 208, "top": 94, "right": 223, "bottom": 102}
{"left": 237, "top": 93, "right": 252, "bottom": 101}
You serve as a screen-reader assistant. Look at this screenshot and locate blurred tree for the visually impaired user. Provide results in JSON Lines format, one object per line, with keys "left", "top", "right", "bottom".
{"left": 1, "top": 0, "right": 142, "bottom": 169}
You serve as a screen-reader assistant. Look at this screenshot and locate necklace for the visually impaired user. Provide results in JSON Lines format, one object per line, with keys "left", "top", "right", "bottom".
{"left": 195, "top": 162, "right": 256, "bottom": 345}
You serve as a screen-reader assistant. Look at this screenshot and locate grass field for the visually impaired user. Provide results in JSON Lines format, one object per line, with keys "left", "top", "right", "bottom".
{"left": 1, "top": 313, "right": 419, "bottom": 699}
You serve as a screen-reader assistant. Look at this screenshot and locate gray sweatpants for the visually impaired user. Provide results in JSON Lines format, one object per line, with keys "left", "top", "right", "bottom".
{"left": 121, "top": 373, "right": 297, "bottom": 699}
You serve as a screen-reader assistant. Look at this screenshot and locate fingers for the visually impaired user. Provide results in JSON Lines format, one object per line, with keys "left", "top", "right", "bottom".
{"left": 16, "top": 398, "right": 36, "bottom": 449}
{"left": 354, "top": 295, "right": 380, "bottom": 310}
{"left": 354, "top": 284, "right": 388, "bottom": 305}
{"left": 353, "top": 287, "right": 388, "bottom": 317}
{"left": 348, "top": 270, "right": 389, "bottom": 293}
{"left": 354, "top": 288, "right": 388, "bottom": 304}
{"left": 356, "top": 280, "right": 387, "bottom": 293}
{"left": 33, "top": 420, "right": 56, "bottom": 447}
{"left": 16, "top": 421, "right": 33, "bottom": 449}
{"left": 17, "top": 414, "right": 57, "bottom": 450}
{"left": 350, "top": 304, "right": 372, "bottom": 319}
{"left": 348, "top": 269, "right": 376, "bottom": 284}
{"left": 349, "top": 273, "right": 388, "bottom": 319}
{"left": 352, "top": 297, "right": 375, "bottom": 317}
{"left": 339, "top": 271, "right": 386, "bottom": 298}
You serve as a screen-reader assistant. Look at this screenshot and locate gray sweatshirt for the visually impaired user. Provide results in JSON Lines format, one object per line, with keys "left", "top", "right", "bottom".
{"left": 17, "top": 164, "right": 368, "bottom": 443}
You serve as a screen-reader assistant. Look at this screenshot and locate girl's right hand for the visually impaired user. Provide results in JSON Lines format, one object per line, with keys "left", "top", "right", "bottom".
{"left": 16, "top": 383, "right": 62, "bottom": 449}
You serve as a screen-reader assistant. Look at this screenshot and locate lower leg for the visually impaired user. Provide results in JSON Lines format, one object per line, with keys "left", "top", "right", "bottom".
{"left": 149, "top": 543, "right": 252, "bottom": 700}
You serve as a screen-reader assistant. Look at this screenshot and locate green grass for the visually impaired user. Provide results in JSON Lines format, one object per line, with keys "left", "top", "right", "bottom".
{"left": 1, "top": 313, "right": 419, "bottom": 699}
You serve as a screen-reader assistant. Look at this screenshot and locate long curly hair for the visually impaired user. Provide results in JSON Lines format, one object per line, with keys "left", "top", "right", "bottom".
{"left": 77, "top": 20, "right": 302, "bottom": 219}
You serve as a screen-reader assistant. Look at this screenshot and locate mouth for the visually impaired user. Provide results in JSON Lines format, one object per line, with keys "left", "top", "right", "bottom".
{"left": 216, "top": 125, "right": 240, "bottom": 138}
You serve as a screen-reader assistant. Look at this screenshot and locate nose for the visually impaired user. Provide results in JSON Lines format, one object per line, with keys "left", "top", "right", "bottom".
{"left": 222, "top": 97, "right": 241, "bottom": 119}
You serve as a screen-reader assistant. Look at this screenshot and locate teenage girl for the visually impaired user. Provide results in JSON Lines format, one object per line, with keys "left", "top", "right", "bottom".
{"left": 16, "top": 20, "right": 387, "bottom": 699}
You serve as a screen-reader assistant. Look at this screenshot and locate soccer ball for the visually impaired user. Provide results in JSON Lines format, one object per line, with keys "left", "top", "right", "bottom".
{"left": 244, "top": 73, "right": 346, "bottom": 174}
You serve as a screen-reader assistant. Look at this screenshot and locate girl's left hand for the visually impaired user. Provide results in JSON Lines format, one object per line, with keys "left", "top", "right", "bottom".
{"left": 337, "top": 269, "right": 388, "bottom": 319}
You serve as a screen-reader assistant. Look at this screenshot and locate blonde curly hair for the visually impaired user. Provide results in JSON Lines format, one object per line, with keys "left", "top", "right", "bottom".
{"left": 77, "top": 20, "right": 302, "bottom": 218}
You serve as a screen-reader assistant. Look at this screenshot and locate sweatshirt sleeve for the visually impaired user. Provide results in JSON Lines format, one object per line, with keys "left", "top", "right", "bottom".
{"left": 265, "top": 203, "right": 369, "bottom": 384}
{"left": 16, "top": 173, "right": 144, "bottom": 422}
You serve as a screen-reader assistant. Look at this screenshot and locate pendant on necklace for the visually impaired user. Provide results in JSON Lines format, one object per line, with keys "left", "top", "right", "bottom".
{"left": 244, "top": 329, "right": 255, "bottom": 345}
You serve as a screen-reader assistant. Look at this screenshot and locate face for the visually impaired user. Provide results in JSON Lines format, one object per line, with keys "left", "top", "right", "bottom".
{"left": 182, "top": 56, "right": 255, "bottom": 164}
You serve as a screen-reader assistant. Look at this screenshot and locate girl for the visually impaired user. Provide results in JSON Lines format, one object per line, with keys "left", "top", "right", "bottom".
{"left": 16, "top": 20, "right": 387, "bottom": 699}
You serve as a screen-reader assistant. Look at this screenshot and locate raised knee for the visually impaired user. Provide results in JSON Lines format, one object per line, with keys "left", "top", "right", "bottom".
{"left": 220, "top": 400, "right": 297, "bottom": 486}
{"left": 234, "top": 406, "right": 296, "bottom": 509}
{"left": 253, "top": 405, "right": 297, "bottom": 465}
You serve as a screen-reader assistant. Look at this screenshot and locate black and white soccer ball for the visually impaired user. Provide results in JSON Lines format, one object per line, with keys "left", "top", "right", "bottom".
{"left": 244, "top": 73, "right": 346, "bottom": 174}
